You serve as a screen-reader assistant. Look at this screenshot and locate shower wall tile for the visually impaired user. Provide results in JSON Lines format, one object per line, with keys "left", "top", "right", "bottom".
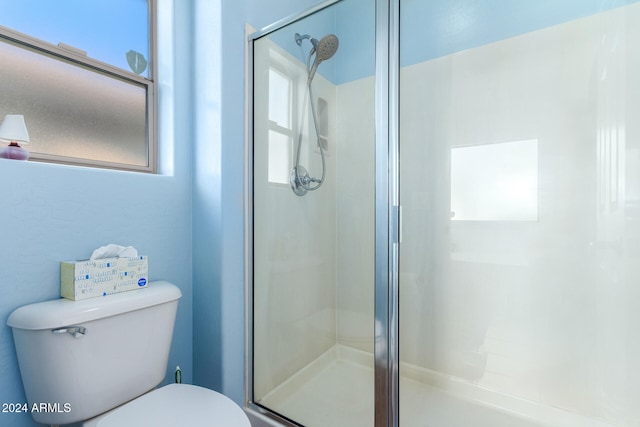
{"left": 336, "top": 76, "right": 376, "bottom": 352}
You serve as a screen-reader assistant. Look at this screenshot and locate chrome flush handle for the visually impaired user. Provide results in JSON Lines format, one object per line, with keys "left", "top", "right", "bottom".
{"left": 52, "top": 326, "right": 87, "bottom": 338}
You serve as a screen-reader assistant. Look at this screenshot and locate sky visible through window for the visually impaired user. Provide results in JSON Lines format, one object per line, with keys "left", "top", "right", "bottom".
{"left": 0, "top": 0, "right": 148, "bottom": 76}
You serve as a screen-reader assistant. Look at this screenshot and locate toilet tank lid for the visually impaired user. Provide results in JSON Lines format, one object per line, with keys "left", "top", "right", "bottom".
{"left": 7, "top": 281, "right": 181, "bottom": 330}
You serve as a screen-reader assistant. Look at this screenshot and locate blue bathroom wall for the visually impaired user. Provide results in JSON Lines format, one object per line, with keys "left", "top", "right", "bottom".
{"left": 0, "top": 1, "right": 194, "bottom": 426}
{"left": 334, "top": 0, "right": 376, "bottom": 84}
{"left": 191, "top": 0, "right": 224, "bottom": 402}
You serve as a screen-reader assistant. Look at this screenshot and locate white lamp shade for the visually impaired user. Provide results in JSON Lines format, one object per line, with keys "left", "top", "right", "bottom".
{"left": 0, "top": 114, "right": 30, "bottom": 144}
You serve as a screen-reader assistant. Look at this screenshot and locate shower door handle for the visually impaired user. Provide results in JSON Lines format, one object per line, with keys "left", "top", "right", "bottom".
{"left": 392, "top": 205, "right": 402, "bottom": 244}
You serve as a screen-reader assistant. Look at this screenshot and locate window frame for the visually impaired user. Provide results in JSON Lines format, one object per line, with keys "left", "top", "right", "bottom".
{"left": 0, "top": 0, "right": 157, "bottom": 173}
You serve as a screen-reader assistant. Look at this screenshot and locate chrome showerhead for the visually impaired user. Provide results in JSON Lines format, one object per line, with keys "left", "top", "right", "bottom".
{"left": 311, "top": 34, "right": 339, "bottom": 61}
{"left": 308, "top": 34, "right": 339, "bottom": 82}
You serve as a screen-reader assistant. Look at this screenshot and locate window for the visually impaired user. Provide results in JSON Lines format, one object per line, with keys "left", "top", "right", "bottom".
{"left": 267, "top": 67, "right": 294, "bottom": 185}
{"left": 0, "top": 1, "right": 156, "bottom": 172}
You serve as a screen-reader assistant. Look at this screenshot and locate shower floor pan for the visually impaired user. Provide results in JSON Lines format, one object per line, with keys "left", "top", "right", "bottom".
{"left": 258, "top": 345, "right": 616, "bottom": 427}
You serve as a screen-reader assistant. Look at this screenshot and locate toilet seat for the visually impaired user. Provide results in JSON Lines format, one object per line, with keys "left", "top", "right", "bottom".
{"left": 85, "top": 384, "right": 251, "bottom": 427}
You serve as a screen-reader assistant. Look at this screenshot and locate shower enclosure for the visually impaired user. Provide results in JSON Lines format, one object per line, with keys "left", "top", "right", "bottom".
{"left": 248, "top": 0, "right": 640, "bottom": 426}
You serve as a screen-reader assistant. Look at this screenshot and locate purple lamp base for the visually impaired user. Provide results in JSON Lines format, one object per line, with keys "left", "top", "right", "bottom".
{"left": 0, "top": 143, "right": 29, "bottom": 160}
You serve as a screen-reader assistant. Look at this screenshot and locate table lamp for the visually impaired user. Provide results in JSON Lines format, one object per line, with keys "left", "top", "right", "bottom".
{"left": 0, "top": 114, "right": 30, "bottom": 161}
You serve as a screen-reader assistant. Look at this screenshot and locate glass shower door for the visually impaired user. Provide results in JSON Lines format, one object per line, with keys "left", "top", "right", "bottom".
{"left": 250, "top": 1, "right": 376, "bottom": 425}
{"left": 399, "top": 1, "right": 640, "bottom": 426}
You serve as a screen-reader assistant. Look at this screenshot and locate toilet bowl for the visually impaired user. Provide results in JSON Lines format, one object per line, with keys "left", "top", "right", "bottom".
{"left": 7, "top": 281, "right": 250, "bottom": 426}
{"left": 83, "top": 384, "right": 250, "bottom": 427}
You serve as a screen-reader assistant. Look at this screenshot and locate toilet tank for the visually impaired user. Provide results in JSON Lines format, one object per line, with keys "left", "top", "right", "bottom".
{"left": 7, "top": 281, "right": 182, "bottom": 425}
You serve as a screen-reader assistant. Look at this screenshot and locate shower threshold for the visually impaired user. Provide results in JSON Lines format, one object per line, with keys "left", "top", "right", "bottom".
{"left": 257, "top": 345, "right": 616, "bottom": 427}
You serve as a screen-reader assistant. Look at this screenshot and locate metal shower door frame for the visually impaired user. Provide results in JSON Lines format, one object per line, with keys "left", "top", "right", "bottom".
{"left": 374, "top": 0, "right": 400, "bottom": 425}
{"left": 245, "top": 0, "right": 401, "bottom": 425}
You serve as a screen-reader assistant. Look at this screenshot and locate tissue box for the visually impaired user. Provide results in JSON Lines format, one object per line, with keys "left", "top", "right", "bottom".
{"left": 60, "top": 256, "right": 148, "bottom": 300}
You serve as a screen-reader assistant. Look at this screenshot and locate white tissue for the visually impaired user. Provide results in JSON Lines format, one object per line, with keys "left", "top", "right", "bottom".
{"left": 90, "top": 244, "right": 139, "bottom": 260}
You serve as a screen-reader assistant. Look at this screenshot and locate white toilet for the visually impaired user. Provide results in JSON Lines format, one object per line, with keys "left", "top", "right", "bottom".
{"left": 7, "top": 281, "right": 251, "bottom": 426}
